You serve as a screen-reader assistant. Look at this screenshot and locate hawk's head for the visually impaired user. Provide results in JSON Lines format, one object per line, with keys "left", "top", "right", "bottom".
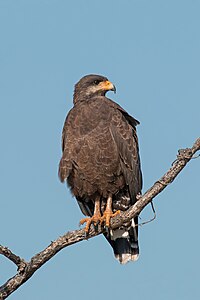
{"left": 73, "top": 74, "right": 116, "bottom": 104}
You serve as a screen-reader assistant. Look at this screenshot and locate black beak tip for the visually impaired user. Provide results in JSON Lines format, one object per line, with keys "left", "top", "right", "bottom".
{"left": 112, "top": 85, "right": 116, "bottom": 94}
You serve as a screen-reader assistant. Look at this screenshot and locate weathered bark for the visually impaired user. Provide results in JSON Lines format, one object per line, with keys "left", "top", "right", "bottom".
{"left": 0, "top": 138, "right": 199, "bottom": 299}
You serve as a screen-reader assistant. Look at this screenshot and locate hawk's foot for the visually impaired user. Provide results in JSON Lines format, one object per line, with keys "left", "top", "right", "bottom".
{"left": 100, "top": 209, "right": 120, "bottom": 228}
{"left": 79, "top": 212, "right": 102, "bottom": 234}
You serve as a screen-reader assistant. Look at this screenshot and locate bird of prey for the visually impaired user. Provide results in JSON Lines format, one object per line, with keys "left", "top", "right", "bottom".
{"left": 59, "top": 74, "right": 142, "bottom": 264}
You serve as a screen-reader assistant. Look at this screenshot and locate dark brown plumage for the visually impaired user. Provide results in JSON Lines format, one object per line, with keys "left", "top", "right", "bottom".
{"left": 59, "top": 74, "right": 142, "bottom": 264}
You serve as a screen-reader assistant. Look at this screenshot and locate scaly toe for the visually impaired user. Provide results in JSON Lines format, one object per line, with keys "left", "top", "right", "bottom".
{"left": 79, "top": 217, "right": 90, "bottom": 226}
{"left": 100, "top": 210, "right": 121, "bottom": 228}
{"left": 79, "top": 214, "right": 102, "bottom": 234}
{"left": 112, "top": 210, "right": 121, "bottom": 217}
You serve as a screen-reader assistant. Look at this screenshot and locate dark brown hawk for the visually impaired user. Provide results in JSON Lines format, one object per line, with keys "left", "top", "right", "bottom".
{"left": 59, "top": 74, "right": 142, "bottom": 264}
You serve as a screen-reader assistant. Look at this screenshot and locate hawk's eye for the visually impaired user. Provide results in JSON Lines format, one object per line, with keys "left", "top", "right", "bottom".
{"left": 93, "top": 80, "right": 101, "bottom": 85}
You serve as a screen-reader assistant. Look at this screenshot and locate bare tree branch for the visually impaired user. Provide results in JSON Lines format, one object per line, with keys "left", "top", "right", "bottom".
{"left": 0, "top": 246, "right": 26, "bottom": 270}
{"left": 0, "top": 138, "right": 199, "bottom": 299}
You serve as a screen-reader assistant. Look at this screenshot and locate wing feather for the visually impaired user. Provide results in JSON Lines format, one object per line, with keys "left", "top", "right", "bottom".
{"left": 110, "top": 109, "right": 142, "bottom": 202}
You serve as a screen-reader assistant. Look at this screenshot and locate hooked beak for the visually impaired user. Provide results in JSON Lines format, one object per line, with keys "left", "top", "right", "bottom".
{"left": 111, "top": 84, "right": 117, "bottom": 94}
{"left": 99, "top": 80, "right": 117, "bottom": 94}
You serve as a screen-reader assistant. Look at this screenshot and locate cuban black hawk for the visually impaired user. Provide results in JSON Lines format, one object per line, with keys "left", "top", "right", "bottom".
{"left": 59, "top": 74, "right": 142, "bottom": 264}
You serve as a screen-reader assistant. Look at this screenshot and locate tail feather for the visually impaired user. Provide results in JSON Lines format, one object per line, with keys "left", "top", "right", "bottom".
{"left": 104, "top": 217, "right": 139, "bottom": 264}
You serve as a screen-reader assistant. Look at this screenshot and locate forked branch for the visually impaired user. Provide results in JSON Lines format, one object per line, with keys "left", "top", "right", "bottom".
{"left": 0, "top": 138, "right": 200, "bottom": 299}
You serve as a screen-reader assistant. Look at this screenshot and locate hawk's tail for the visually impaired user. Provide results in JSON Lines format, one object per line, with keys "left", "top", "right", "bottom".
{"left": 104, "top": 217, "right": 139, "bottom": 264}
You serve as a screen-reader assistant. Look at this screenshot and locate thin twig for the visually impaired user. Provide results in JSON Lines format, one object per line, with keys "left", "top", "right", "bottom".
{"left": 0, "top": 138, "right": 199, "bottom": 299}
{"left": 138, "top": 202, "right": 156, "bottom": 227}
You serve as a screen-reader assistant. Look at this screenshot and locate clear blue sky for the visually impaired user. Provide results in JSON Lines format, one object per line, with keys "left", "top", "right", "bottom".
{"left": 0, "top": 1, "right": 199, "bottom": 299}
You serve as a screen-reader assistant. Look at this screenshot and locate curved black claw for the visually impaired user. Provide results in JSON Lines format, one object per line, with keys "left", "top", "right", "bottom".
{"left": 105, "top": 226, "right": 109, "bottom": 234}
{"left": 93, "top": 224, "right": 99, "bottom": 232}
